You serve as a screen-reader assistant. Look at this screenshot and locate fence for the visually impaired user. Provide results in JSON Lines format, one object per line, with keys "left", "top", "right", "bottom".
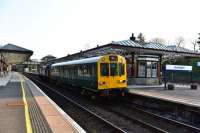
{"left": 164, "top": 71, "right": 200, "bottom": 84}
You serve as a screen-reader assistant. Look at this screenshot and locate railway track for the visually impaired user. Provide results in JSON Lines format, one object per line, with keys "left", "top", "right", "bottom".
{"left": 126, "top": 93, "right": 200, "bottom": 127}
{"left": 126, "top": 104, "right": 200, "bottom": 132}
{"left": 26, "top": 74, "right": 166, "bottom": 133}
{"left": 27, "top": 75, "right": 125, "bottom": 133}
{"left": 25, "top": 73, "right": 200, "bottom": 133}
{"left": 102, "top": 102, "right": 200, "bottom": 133}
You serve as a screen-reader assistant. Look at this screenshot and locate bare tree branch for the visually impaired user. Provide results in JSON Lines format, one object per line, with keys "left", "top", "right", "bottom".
{"left": 191, "top": 40, "right": 198, "bottom": 52}
{"left": 83, "top": 43, "right": 91, "bottom": 50}
{"left": 175, "top": 36, "right": 184, "bottom": 47}
{"left": 137, "top": 33, "right": 145, "bottom": 44}
{"left": 149, "top": 38, "right": 166, "bottom": 45}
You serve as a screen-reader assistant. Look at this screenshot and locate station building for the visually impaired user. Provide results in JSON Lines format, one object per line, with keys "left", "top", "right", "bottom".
{"left": 46, "top": 34, "right": 200, "bottom": 85}
{"left": 0, "top": 43, "right": 33, "bottom": 73}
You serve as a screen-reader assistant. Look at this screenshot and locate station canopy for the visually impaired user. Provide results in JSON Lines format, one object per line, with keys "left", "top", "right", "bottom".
{"left": 44, "top": 36, "right": 200, "bottom": 65}
{"left": 0, "top": 44, "right": 33, "bottom": 64}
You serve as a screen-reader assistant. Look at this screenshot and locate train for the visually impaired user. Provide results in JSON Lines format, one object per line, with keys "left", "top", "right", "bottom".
{"left": 39, "top": 54, "right": 128, "bottom": 97}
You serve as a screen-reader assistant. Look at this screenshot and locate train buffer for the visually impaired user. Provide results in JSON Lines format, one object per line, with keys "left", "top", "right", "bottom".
{"left": 0, "top": 72, "right": 85, "bottom": 133}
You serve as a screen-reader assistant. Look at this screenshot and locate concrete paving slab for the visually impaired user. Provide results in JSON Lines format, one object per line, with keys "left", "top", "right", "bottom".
{"left": 0, "top": 82, "right": 26, "bottom": 133}
{"left": 0, "top": 73, "right": 11, "bottom": 86}
{"left": 129, "top": 84, "right": 200, "bottom": 108}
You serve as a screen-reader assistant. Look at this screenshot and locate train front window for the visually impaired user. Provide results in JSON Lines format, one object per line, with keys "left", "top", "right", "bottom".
{"left": 110, "top": 63, "right": 118, "bottom": 76}
{"left": 100, "top": 63, "right": 109, "bottom": 76}
{"left": 119, "top": 63, "right": 125, "bottom": 76}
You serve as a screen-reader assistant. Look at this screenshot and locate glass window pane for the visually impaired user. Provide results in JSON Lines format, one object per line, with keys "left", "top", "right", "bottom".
{"left": 119, "top": 63, "right": 125, "bottom": 76}
{"left": 146, "top": 62, "right": 152, "bottom": 77}
{"left": 110, "top": 63, "right": 118, "bottom": 76}
{"left": 138, "top": 61, "right": 146, "bottom": 77}
{"left": 100, "top": 63, "right": 109, "bottom": 76}
{"left": 152, "top": 62, "right": 157, "bottom": 77}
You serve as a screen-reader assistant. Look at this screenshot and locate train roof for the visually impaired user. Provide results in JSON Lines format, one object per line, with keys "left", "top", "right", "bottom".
{"left": 52, "top": 56, "right": 103, "bottom": 67}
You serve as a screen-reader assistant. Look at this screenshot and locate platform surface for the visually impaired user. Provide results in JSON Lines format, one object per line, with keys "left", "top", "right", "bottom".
{"left": 0, "top": 73, "right": 11, "bottom": 86}
{"left": 128, "top": 84, "right": 200, "bottom": 108}
{"left": 0, "top": 79, "right": 26, "bottom": 133}
{"left": 0, "top": 72, "right": 84, "bottom": 133}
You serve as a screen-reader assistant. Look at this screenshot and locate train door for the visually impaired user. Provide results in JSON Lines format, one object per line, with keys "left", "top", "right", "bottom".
{"left": 99, "top": 63, "right": 109, "bottom": 89}
{"left": 109, "top": 61, "right": 126, "bottom": 89}
{"left": 99, "top": 62, "right": 119, "bottom": 89}
{"left": 109, "top": 63, "right": 119, "bottom": 88}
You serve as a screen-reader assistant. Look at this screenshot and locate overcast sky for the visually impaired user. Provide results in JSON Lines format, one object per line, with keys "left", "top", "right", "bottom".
{"left": 0, "top": 0, "right": 200, "bottom": 59}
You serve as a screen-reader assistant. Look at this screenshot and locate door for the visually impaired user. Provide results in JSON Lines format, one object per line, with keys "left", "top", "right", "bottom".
{"left": 109, "top": 63, "right": 119, "bottom": 88}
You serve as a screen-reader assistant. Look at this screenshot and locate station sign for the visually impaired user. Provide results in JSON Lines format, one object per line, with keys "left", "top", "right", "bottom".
{"left": 166, "top": 65, "right": 192, "bottom": 71}
{"left": 109, "top": 55, "right": 118, "bottom": 61}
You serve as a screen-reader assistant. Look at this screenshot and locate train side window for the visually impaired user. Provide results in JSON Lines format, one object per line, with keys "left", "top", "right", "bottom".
{"left": 119, "top": 63, "right": 125, "bottom": 76}
{"left": 110, "top": 63, "right": 118, "bottom": 76}
{"left": 100, "top": 63, "right": 109, "bottom": 76}
{"left": 78, "top": 65, "right": 83, "bottom": 77}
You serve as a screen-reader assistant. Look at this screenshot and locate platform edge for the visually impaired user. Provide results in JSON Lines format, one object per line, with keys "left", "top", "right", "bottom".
{"left": 24, "top": 76, "right": 86, "bottom": 133}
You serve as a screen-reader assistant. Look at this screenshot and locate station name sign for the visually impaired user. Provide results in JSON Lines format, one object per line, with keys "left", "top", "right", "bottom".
{"left": 166, "top": 65, "right": 192, "bottom": 71}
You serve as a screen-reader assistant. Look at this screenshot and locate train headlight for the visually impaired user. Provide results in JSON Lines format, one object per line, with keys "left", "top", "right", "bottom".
{"left": 99, "top": 81, "right": 106, "bottom": 85}
{"left": 118, "top": 80, "right": 126, "bottom": 83}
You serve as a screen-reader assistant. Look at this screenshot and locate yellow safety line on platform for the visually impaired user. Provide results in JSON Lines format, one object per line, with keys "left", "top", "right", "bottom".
{"left": 20, "top": 77, "right": 33, "bottom": 133}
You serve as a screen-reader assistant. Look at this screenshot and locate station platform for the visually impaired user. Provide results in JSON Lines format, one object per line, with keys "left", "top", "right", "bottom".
{"left": 0, "top": 73, "right": 11, "bottom": 86}
{"left": 128, "top": 84, "right": 200, "bottom": 108}
{"left": 0, "top": 72, "right": 85, "bottom": 133}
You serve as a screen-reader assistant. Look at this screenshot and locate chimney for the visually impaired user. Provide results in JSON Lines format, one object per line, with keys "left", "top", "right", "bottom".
{"left": 130, "top": 33, "right": 136, "bottom": 41}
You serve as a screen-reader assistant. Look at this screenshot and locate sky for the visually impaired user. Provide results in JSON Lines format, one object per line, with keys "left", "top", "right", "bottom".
{"left": 0, "top": 0, "right": 200, "bottom": 59}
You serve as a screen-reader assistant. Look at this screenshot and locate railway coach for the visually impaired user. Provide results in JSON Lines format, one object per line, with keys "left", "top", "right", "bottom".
{"left": 50, "top": 54, "right": 127, "bottom": 97}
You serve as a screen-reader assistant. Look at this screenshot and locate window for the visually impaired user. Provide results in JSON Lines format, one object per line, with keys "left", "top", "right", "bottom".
{"left": 138, "top": 61, "right": 146, "bottom": 77}
{"left": 100, "top": 63, "right": 109, "bottom": 76}
{"left": 152, "top": 62, "right": 157, "bottom": 77}
{"left": 110, "top": 63, "right": 118, "bottom": 76}
{"left": 78, "top": 65, "right": 84, "bottom": 77}
{"left": 138, "top": 61, "right": 158, "bottom": 78}
{"left": 83, "top": 65, "right": 88, "bottom": 76}
{"left": 119, "top": 63, "right": 125, "bottom": 76}
{"left": 146, "top": 62, "right": 152, "bottom": 78}
{"left": 64, "top": 68, "right": 69, "bottom": 78}
{"left": 83, "top": 65, "right": 92, "bottom": 78}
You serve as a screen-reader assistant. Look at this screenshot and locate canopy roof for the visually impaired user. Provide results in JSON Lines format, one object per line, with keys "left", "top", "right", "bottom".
{"left": 0, "top": 44, "right": 33, "bottom": 64}
{"left": 112, "top": 39, "right": 196, "bottom": 54}
{"left": 44, "top": 37, "right": 200, "bottom": 66}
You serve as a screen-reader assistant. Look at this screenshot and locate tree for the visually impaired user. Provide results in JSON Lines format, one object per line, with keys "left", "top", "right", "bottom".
{"left": 149, "top": 38, "right": 166, "bottom": 45}
{"left": 197, "top": 33, "right": 200, "bottom": 50}
{"left": 191, "top": 40, "right": 198, "bottom": 52}
{"left": 83, "top": 43, "right": 91, "bottom": 50}
{"left": 137, "top": 33, "right": 145, "bottom": 44}
{"left": 175, "top": 36, "right": 185, "bottom": 47}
